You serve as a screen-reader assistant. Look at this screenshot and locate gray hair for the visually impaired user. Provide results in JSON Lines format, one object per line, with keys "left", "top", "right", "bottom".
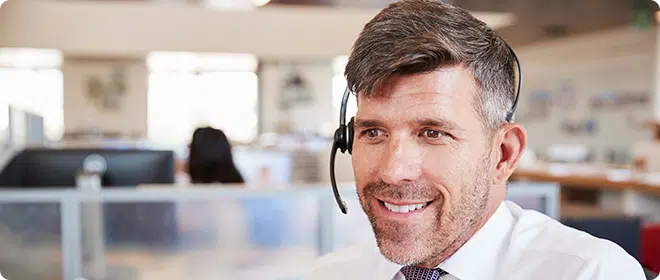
{"left": 345, "top": 0, "right": 516, "bottom": 132}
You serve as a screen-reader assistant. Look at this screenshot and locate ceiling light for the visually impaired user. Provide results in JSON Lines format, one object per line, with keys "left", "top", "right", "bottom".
{"left": 252, "top": 0, "right": 272, "bottom": 7}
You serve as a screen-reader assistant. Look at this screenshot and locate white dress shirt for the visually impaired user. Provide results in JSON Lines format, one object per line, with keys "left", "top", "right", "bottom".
{"left": 305, "top": 201, "right": 646, "bottom": 280}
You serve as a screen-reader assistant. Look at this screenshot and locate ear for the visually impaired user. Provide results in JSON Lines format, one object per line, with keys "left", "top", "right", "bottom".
{"left": 493, "top": 123, "right": 527, "bottom": 184}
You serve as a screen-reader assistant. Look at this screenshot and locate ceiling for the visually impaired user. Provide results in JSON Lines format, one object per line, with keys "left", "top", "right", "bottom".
{"left": 263, "top": 0, "right": 656, "bottom": 47}
{"left": 458, "top": 0, "right": 652, "bottom": 46}
{"left": 30, "top": 0, "right": 659, "bottom": 47}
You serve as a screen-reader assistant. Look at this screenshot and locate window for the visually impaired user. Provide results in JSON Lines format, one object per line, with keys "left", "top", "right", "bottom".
{"left": 0, "top": 48, "right": 64, "bottom": 142}
{"left": 147, "top": 52, "right": 259, "bottom": 146}
{"left": 332, "top": 56, "right": 357, "bottom": 122}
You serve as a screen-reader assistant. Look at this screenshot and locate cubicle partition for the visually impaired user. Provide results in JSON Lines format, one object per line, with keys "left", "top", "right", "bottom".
{"left": 0, "top": 182, "right": 559, "bottom": 280}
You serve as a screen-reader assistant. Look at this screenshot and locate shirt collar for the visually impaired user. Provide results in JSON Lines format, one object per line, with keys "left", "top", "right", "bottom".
{"left": 373, "top": 202, "right": 515, "bottom": 280}
{"left": 436, "top": 201, "right": 515, "bottom": 280}
{"left": 372, "top": 242, "right": 405, "bottom": 279}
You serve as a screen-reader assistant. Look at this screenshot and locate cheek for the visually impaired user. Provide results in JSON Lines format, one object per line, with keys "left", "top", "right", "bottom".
{"left": 421, "top": 147, "right": 479, "bottom": 196}
{"left": 351, "top": 148, "right": 380, "bottom": 183}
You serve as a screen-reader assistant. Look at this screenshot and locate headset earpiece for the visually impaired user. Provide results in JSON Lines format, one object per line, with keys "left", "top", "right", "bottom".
{"left": 333, "top": 124, "right": 347, "bottom": 154}
{"left": 347, "top": 117, "right": 355, "bottom": 154}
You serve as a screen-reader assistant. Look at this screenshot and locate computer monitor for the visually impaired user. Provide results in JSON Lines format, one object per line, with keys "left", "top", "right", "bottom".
{"left": 0, "top": 147, "right": 175, "bottom": 187}
{"left": 505, "top": 181, "right": 561, "bottom": 220}
{"left": 0, "top": 148, "right": 178, "bottom": 247}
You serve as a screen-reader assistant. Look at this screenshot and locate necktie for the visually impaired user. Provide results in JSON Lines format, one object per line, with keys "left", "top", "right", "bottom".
{"left": 400, "top": 266, "right": 448, "bottom": 280}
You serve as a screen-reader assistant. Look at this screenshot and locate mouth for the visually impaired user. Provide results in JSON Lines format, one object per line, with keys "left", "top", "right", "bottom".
{"left": 378, "top": 199, "right": 433, "bottom": 214}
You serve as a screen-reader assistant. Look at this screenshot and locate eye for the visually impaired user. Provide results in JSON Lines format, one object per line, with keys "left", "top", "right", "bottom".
{"left": 365, "top": 129, "right": 382, "bottom": 138}
{"left": 422, "top": 129, "right": 444, "bottom": 139}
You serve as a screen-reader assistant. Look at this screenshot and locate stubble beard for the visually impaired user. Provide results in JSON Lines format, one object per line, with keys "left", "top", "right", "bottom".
{"left": 358, "top": 160, "right": 492, "bottom": 267}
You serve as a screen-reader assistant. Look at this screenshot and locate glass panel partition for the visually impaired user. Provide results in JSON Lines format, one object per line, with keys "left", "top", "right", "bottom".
{"left": 0, "top": 202, "right": 63, "bottom": 280}
{"left": 78, "top": 190, "right": 321, "bottom": 280}
{"left": 329, "top": 190, "right": 374, "bottom": 252}
{"left": 0, "top": 182, "right": 560, "bottom": 280}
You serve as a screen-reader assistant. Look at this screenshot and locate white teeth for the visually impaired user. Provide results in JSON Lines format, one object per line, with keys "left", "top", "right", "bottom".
{"left": 383, "top": 202, "right": 429, "bottom": 213}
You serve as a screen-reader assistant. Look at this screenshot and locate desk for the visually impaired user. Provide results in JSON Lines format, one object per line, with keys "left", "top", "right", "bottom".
{"left": 512, "top": 164, "right": 660, "bottom": 222}
{"left": 0, "top": 245, "right": 316, "bottom": 280}
{"left": 512, "top": 165, "right": 660, "bottom": 196}
{"left": 101, "top": 247, "right": 316, "bottom": 280}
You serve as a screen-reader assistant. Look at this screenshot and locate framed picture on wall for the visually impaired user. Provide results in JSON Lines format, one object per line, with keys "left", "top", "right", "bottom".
{"left": 559, "top": 119, "right": 598, "bottom": 136}
{"left": 519, "top": 90, "right": 552, "bottom": 122}
{"left": 555, "top": 79, "right": 577, "bottom": 111}
{"left": 85, "top": 66, "right": 128, "bottom": 112}
{"left": 590, "top": 90, "right": 650, "bottom": 111}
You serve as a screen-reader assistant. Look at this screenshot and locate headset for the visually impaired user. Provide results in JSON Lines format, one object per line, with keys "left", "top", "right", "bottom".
{"left": 329, "top": 40, "right": 523, "bottom": 214}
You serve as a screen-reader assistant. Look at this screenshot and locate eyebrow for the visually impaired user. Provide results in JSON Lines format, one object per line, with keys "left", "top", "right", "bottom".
{"left": 354, "top": 118, "right": 463, "bottom": 133}
{"left": 353, "top": 119, "right": 385, "bottom": 129}
{"left": 411, "top": 118, "right": 462, "bottom": 132}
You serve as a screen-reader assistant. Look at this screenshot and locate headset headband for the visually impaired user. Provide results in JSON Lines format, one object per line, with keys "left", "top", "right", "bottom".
{"left": 339, "top": 87, "right": 352, "bottom": 127}
{"left": 504, "top": 42, "right": 522, "bottom": 123}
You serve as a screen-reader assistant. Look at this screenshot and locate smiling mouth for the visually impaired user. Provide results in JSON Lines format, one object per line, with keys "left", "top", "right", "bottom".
{"left": 380, "top": 200, "right": 432, "bottom": 213}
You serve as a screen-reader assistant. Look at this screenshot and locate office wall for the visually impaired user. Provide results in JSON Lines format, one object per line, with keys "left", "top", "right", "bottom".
{"left": 259, "top": 60, "right": 335, "bottom": 135}
{"left": 515, "top": 26, "right": 657, "bottom": 161}
{"left": 60, "top": 56, "right": 337, "bottom": 141}
{"left": 62, "top": 57, "right": 148, "bottom": 138}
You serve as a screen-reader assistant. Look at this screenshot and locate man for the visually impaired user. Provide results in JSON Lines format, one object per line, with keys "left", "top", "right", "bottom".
{"left": 306, "top": 0, "right": 646, "bottom": 279}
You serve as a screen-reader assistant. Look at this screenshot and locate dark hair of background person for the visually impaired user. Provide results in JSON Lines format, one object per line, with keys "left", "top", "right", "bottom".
{"left": 344, "top": 0, "right": 517, "bottom": 134}
{"left": 187, "top": 126, "right": 245, "bottom": 184}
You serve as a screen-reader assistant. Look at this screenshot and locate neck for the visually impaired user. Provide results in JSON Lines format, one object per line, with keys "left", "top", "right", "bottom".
{"left": 418, "top": 187, "right": 506, "bottom": 269}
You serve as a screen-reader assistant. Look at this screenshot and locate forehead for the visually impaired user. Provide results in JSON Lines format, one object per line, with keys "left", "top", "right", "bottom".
{"left": 356, "top": 67, "right": 478, "bottom": 121}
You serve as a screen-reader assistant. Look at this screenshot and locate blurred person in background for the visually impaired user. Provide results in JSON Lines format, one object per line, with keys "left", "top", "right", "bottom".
{"left": 187, "top": 126, "right": 245, "bottom": 184}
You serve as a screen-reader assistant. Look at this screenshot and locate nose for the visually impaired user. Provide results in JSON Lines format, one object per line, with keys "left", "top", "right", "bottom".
{"left": 379, "top": 135, "right": 422, "bottom": 185}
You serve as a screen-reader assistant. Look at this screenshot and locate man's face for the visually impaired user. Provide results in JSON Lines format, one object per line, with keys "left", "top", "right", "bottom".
{"left": 352, "top": 66, "right": 497, "bottom": 267}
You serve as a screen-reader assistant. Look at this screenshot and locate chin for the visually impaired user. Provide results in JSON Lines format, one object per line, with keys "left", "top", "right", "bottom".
{"left": 375, "top": 236, "right": 434, "bottom": 266}
{"left": 358, "top": 185, "right": 447, "bottom": 265}
{"left": 371, "top": 218, "right": 436, "bottom": 266}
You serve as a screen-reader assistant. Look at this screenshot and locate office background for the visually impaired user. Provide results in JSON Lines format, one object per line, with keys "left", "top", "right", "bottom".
{"left": 0, "top": 0, "right": 659, "bottom": 279}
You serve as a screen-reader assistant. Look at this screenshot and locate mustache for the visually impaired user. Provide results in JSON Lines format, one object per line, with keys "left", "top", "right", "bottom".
{"left": 363, "top": 180, "right": 441, "bottom": 201}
